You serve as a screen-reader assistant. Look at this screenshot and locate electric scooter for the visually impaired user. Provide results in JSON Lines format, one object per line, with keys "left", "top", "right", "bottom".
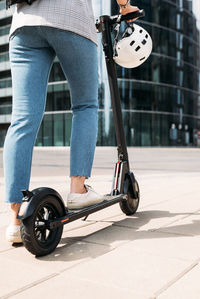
{"left": 18, "top": 9, "right": 145, "bottom": 256}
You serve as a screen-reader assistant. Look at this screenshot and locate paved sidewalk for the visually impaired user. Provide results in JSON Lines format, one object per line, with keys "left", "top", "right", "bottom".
{"left": 0, "top": 147, "right": 200, "bottom": 299}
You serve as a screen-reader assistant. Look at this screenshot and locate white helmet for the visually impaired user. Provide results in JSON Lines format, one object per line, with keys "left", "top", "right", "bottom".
{"left": 114, "top": 24, "right": 153, "bottom": 68}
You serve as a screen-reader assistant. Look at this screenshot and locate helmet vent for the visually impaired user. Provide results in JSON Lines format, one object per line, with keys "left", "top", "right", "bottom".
{"left": 142, "top": 39, "right": 147, "bottom": 45}
{"left": 145, "top": 34, "right": 148, "bottom": 38}
{"left": 140, "top": 56, "right": 146, "bottom": 61}
{"left": 139, "top": 29, "right": 143, "bottom": 33}
{"left": 130, "top": 40, "right": 135, "bottom": 46}
{"left": 135, "top": 46, "right": 141, "bottom": 52}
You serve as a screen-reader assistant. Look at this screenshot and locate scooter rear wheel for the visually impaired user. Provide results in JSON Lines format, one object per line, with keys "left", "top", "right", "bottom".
{"left": 120, "top": 179, "right": 140, "bottom": 215}
{"left": 20, "top": 196, "right": 64, "bottom": 256}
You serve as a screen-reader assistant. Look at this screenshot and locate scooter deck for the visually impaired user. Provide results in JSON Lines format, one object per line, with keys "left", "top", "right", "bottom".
{"left": 49, "top": 194, "right": 126, "bottom": 230}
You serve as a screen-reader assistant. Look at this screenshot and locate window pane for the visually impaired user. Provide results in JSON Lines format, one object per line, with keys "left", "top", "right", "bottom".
{"left": 53, "top": 114, "right": 64, "bottom": 146}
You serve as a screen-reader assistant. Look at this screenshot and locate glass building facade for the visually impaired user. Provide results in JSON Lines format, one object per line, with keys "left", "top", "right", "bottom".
{"left": 0, "top": 0, "right": 199, "bottom": 147}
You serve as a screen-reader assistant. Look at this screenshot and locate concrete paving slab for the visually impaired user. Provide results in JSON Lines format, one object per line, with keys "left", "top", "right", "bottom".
{"left": 0, "top": 226, "right": 15, "bottom": 253}
{"left": 157, "top": 263, "right": 200, "bottom": 299}
{"left": 62, "top": 219, "right": 113, "bottom": 244}
{"left": 62, "top": 217, "right": 97, "bottom": 233}
{"left": 0, "top": 212, "right": 9, "bottom": 229}
{"left": 87, "top": 172, "right": 200, "bottom": 224}
{"left": 89, "top": 209, "right": 179, "bottom": 232}
{"left": 44, "top": 244, "right": 191, "bottom": 297}
{"left": 85, "top": 196, "right": 200, "bottom": 236}
{"left": 98, "top": 205, "right": 199, "bottom": 232}
{"left": 139, "top": 180, "right": 200, "bottom": 211}
{"left": 4, "top": 244, "right": 192, "bottom": 299}
{"left": 0, "top": 241, "right": 110, "bottom": 298}
{"left": 158, "top": 212, "right": 200, "bottom": 236}
{"left": 10, "top": 273, "right": 147, "bottom": 299}
{"left": 79, "top": 203, "right": 123, "bottom": 222}
{"left": 0, "top": 254, "right": 55, "bottom": 298}
{"left": 83, "top": 221, "right": 138, "bottom": 248}
{"left": 80, "top": 216, "right": 200, "bottom": 263}
{"left": 110, "top": 230, "right": 200, "bottom": 263}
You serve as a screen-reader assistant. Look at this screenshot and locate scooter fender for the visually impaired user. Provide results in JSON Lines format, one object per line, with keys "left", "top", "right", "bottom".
{"left": 17, "top": 187, "right": 66, "bottom": 220}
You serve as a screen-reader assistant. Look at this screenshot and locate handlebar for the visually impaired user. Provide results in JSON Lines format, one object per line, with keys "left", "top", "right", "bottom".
{"left": 96, "top": 9, "right": 145, "bottom": 32}
{"left": 110, "top": 9, "right": 145, "bottom": 24}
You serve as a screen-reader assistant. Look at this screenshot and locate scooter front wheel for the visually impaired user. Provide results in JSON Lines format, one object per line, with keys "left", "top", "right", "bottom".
{"left": 120, "top": 179, "right": 140, "bottom": 216}
{"left": 21, "top": 196, "right": 64, "bottom": 256}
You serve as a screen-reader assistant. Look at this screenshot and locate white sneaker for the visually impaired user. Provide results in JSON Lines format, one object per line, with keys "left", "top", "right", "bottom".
{"left": 6, "top": 224, "right": 22, "bottom": 243}
{"left": 67, "top": 185, "right": 104, "bottom": 210}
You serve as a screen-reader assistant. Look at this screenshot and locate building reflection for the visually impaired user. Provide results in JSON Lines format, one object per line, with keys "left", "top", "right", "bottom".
{"left": 0, "top": 0, "right": 199, "bottom": 147}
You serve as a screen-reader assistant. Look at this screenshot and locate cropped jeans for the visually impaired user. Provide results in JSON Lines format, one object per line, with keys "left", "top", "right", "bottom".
{"left": 3, "top": 26, "right": 98, "bottom": 203}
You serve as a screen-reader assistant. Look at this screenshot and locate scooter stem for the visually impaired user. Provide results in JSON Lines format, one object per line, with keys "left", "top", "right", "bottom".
{"left": 100, "top": 15, "right": 130, "bottom": 168}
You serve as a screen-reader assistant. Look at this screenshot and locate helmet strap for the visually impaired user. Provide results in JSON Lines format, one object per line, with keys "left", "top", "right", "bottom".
{"left": 113, "top": 22, "right": 135, "bottom": 58}
{"left": 113, "top": 23, "right": 121, "bottom": 57}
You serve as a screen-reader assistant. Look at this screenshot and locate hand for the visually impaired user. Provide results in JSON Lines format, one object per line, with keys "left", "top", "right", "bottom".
{"left": 120, "top": 5, "right": 139, "bottom": 22}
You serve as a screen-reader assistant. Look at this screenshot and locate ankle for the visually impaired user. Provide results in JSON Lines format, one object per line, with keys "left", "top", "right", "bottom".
{"left": 11, "top": 219, "right": 21, "bottom": 226}
{"left": 70, "top": 176, "right": 87, "bottom": 194}
{"left": 10, "top": 203, "right": 21, "bottom": 226}
{"left": 71, "top": 185, "right": 87, "bottom": 194}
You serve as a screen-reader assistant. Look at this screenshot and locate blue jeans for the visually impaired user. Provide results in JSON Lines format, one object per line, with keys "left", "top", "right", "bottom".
{"left": 3, "top": 26, "right": 98, "bottom": 203}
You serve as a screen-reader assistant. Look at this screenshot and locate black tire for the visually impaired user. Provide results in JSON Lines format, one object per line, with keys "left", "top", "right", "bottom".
{"left": 20, "top": 196, "right": 64, "bottom": 257}
{"left": 120, "top": 179, "right": 140, "bottom": 216}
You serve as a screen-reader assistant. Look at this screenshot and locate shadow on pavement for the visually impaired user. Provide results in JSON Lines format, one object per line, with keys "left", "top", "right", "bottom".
{"left": 37, "top": 209, "right": 200, "bottom": 261}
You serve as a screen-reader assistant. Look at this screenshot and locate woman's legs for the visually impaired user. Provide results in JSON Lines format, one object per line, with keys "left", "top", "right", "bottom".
{"left": 4, "top": 27, "right": 55, "bottom": 214}
{"left": 4, "top": 26, "right": 100, "bottom": 228}
{"left": 45, "top": 28, "right": 99, "bottom": 193}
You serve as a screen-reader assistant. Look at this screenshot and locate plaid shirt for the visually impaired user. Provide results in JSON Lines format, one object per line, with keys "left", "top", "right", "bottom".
{"left": 10, "top": 0, "right": 97, "bottom": 44}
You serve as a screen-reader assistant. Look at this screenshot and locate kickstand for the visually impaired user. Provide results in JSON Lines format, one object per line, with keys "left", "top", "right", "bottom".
{"left": 82, "top": 215, "right": 89, "bottom": 221}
